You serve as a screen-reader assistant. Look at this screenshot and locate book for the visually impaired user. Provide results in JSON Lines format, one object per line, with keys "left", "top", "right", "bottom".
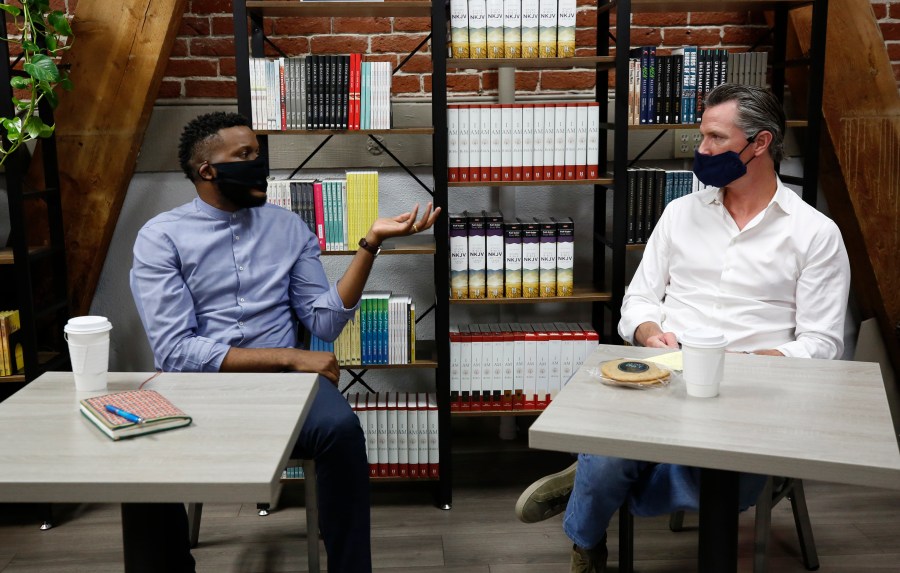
{"left": 450, "top": 0, "right": 470, "bottom": 58}
{"left": 503, "top": 0, "right": 521, "bottom": 58}
{"left": 468, "top": 0, "right": 488, "bottom": 58}
{"left": 486, "top": 0, "right": 505, "bottom": 58}
{"left": 80, "top": 390, "right": 192, "bottom": 441}
{"left": 520, "top": 0, "right": 540, "bottom": 58}
{"left": 484, "top": 211, "right": 505, "bottom": 298}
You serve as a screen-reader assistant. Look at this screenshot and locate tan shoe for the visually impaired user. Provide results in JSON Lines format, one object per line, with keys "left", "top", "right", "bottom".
{"left": 514, "top": 461, "right": 577, "bottom": 523}
{"left": 570, "top": 540, "right": 608, "bottom": 573}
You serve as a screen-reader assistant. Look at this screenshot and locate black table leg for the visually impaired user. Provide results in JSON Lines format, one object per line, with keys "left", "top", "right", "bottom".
{"left": 698, "top": 468, "right": 739, "bottom": 573}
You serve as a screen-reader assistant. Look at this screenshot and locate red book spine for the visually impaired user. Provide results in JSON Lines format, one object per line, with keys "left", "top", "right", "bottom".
{"left": 313, "top": 181, "right": 326, "bottom": 251}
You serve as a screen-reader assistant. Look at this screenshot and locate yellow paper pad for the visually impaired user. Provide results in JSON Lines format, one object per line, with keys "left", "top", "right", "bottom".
{"left": 628, "top": 351, "right": 683, "bottom": 371}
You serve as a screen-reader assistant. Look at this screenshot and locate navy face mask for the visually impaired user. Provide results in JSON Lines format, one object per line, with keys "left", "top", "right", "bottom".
{"left": 209, "top": 156, "right": 269, "bottom": 209}
{"left": 693, "top": 136, "right": 756, "bottom": 188}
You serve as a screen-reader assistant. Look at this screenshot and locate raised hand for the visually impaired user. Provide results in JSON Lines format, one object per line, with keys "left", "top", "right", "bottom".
{"left": 368, "top": 202, "right": 441, "bottom": 244}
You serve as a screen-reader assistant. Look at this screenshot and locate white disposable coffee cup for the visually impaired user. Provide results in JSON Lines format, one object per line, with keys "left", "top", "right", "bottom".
{"left": 681, "top": 327, "right": 728, "bottom": 398}
{"left": 64, "top": 316, "right": 113, "bottom": 392}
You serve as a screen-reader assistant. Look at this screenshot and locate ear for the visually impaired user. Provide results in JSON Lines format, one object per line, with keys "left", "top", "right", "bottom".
{"left": 753, "top": 130, "right": 773, "bottom": 157}
{"left": 197, "top": 161, "right": 215, "bottom": 182}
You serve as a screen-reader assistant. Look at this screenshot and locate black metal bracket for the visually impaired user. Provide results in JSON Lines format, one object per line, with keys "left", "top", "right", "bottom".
{"left": 396, "top": 32, "right": 432, "bottom": 74}
{"left": 367, "top": 135, "right": 434, "bottom": 196}
{"left": 628, "top": 129, "right": 669, "bottom": 168}
{"left": 287, "top": 135, "right": 334, "bottom": 179}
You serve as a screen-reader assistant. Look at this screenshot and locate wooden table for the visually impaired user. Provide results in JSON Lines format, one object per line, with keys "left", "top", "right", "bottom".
{"left": 0, "top": 371, "right": 318, "bottom": 567}
{"left": 529, "top": 345, "right": 900, "bottom": 572}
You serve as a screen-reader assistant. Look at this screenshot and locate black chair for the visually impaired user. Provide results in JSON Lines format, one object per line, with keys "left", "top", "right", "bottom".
{"left": 617, "top": 476, "right": 819, "bottom": 572}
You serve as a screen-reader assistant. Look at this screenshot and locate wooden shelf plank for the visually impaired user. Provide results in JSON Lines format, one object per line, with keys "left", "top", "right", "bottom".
{"left": 449, "top": 177, "right": 613, "bottom": 188}
{"left": 0, "top": 374, "right": 25, "bottom": 384}
{"left": 321, "top": 235, "right": 435, "bottom": 256}
{"left": 0, "top": 246, "right": 52, "bottom": 265}
{"left": 247, "top": 1, "right": 432, "bottom": 18}
{"left": 631, "top": 0, "right": 812, "bottom": 11}
{"left": 447, "top": 56, "right": 615, "bottom": 70}
{"left": 340, "top": 340, "right": 437, "bottom": 370}
{"left": 259, "top": 127, "right": 433, "bottom": 135}
{"left": 450, "top": 286, "right": 611, "bottom": 305}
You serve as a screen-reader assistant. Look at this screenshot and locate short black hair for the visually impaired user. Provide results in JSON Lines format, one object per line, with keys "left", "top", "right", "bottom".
{"left": 178, "top": 112, "right": 252, "bottom": 181}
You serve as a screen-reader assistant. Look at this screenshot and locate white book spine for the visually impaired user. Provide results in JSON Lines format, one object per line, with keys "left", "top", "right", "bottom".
{"left": 450, "top": 330, "right": 461, "bottom": 395}
{"left": 503, "top": 0, "right": 521, "bottom": 58}
{"left": 491, "top": 334, "right": 503, "bottom": 396}
{"left": 560, "top": 331, "right": 575, "bottom": 385}
{"left": 460, "top": 333, "right": 472, "bottom": 397}
{"left": 522, "top": 104, "right": 534, "bottom": 181}
{"left": 450, "top": 0, "right": 470, "bottom": 58}
{"left": 524, "top": 331, "right": 537, "bottom": 402}
{"left": 469, "top": 106, "right": 481, "bottom": 181}
{"left": 407, "top": 399, "right": 418, "bottom": 473}
{"left": 427, "top": 396, "right": 439, "bottom": 471}
{"left": 417, "top": 393, "right": 428, "bottom": 474}
{"left": 513, "top": 331, "right": 525, "bottom": 394}
{"left": 538, "top": 0, "right": 558, "bottom": 58}
{"left": 480, "top": 105, "right": 492, "bottom": 181}
{"left": 397, "top": 395, "right": 408, "bottom": 474}
{"left": 458, "top": 105, "right": 470, "bottom": 182}
{"left": 366, "top": 395, "right": 378, "bottom": 469}
{"left": 490, "top": 105, "right": 502, "bottom": 181}
{"left": 512, "top": 104, "right": 524, "bottom": 181}
{"left": 576, "top": 102, "right": 588, "bottom": 179}
{"left": 387, "top": 394, "right": 399, "bottom": 475}
{"left": 548, "top": 333, "right": 562, "bottom": 398}
{"left": 501, "top": 105, "right": 513, "bottom": 181}
{"left": 478, "top": 330, "right": 490, "bottom": 397}
{"left": 502, "top": 331, "right": 515, "bottom": 395}
{"left": 486, "top": 0, "right": 505, "bottom": 58}
{"left": 587, "top": 103, "right": 600, "bottom": 178}
{"left": 553, "top": 104, "right": 567, "bottom": 180}
{"left": 543, "top": 104, "right": 556, "bottom": 179}
{"left": 532, "top": 104, "right": 545, "bottom": 178}
{"left": 468, "top": 0, "right": 488, "bottom": 58}
{"left": 521, "top": 0, "right": 540, "bottom": 58}
{"left": 557, "top": 0, "right": 576, "bottom": 58}
{"left": 564, "top": 103, "right": 577, "bottom": 180}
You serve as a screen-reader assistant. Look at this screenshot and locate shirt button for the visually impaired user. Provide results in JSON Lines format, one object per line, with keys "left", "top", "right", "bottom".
{"left": 240, "top": 298, "right": 245, "bottom": 302}
{"left": 235, "top": 235, "right": 240, "bottom": 240}
{"left": 232, "top": 214, "right": 237, "bottom": 219}
{"left": 239, "top": 321, "right": 244, "bottom": 326}
{"left": 239, "top": 266, "right": 244, "bottom": 271}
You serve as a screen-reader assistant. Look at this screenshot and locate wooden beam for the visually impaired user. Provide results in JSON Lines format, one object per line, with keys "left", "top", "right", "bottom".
{"left": 781, "top": 0, "right": 900, "bottom": 387}
{"left": 53, "top": 0, "right": 187, "bottom": 315}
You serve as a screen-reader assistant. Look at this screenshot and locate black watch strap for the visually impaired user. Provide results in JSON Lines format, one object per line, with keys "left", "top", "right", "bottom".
{"left": 358, "top": 237, "right": 380, "bottom": 256}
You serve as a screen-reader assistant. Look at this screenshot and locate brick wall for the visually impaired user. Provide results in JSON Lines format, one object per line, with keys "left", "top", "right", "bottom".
{"left": 874, "top": 2, "right": 900, "bottom": 85}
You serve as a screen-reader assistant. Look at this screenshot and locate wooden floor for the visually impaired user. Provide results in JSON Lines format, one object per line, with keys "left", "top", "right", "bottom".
{"left": 2, "top": 417, "right": 899, "bottom": 572}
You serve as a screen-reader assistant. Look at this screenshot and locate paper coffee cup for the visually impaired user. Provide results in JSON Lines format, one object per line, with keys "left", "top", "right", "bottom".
{"left": 64, "top": 316, "right": 113, "bottom": 392}
{"left": 680, "top": 327, "right": 728, "bottom": 398}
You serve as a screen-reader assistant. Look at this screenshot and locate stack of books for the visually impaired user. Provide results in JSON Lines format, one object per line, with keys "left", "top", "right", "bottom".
{"left": 250, "top": 55, "right": 392, "bottom": 131}
{"left": 449, "top": 322, "right": 600, "bottom": 410}
{"left": 310, "top": 292, "right": 416, "bottom": 365}
{"left": 450, "top": 0, "right": 577, "bottom": 58}
{"left": 628, "top": 46, "right": 769, "bottom": 125}
{"left": 448, "top": 102, "right": 601, "bottom": 183}
{"left": 626, "top": 168, "right": 697, "bottom": 244}
{"left": 0, "top": 310, "right": 21, "bottom": 376}
{"left": 450, "top": 211, "right": 574, "bottom": 299}
{"left": 347, "top": 392, "right": 439, "bottom": 478}
{"left": 266, "top": 171, "right": 379, "bottom": 252}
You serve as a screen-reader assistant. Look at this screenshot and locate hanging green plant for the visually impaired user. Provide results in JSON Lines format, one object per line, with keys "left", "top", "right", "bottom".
{"left": 0, "top": 0, "right": 73, "bottom": 166}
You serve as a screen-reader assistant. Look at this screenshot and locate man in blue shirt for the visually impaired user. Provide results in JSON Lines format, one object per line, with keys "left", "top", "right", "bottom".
{"left": 127, "top": 112, "right": 439, "bottom": 572}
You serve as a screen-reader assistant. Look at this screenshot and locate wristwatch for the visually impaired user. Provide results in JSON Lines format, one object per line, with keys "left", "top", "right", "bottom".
{"left": 358, "top": 237, "right": 381, "bottom": 257}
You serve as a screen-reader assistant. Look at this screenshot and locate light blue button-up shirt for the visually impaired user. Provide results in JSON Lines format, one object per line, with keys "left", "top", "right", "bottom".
{"left": 130, "top": 198, "right": 357, "bottom": 372}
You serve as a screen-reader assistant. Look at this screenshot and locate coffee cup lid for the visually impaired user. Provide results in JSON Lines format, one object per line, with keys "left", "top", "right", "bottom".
{"left": 680, "top": 327, "right": 728, "bottom": 349}
{"left": 64, "top": 315, "right": 113, "bottom": 334}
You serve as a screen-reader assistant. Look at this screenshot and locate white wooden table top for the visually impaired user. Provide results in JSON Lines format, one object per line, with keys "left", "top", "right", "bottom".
{"left": 0, "top": 371, "right": 318, "bottom": 503}
{"left": 530, "top": 345, "right": 900, "bottom": 490}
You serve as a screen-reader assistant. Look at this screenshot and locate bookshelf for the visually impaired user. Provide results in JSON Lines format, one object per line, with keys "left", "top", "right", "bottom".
{"left": 231, "top": 0, "right": 452, "bottom": 507}
{"left": 0, "top": 11, "right": 71, "bottom": 389}
{"left": 600, "top": 0, "right": 828, "bottom": 342}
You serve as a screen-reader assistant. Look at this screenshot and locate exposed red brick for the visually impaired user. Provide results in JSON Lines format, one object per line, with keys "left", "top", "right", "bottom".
{"left": 400, "top": 54, "right": 433, "bottom": 74}
{"left": 189, "top": 0, "right": 231, "bottom": 15}
{"left": 165, "top": 58, "right": 218, "bottom": 77}
{"left": 171, "top": 39, "right": 189, "bottom": 58}
{"left": 633, "top": 13, "right": 688, "bottom": 26}
{"left": 871, "top": 3, "right": 887, "bottom": 19}
{"left": 894, "top": 63, "right": 900, "bottom": 83}
{"left": 220, "top": 57, "right": 236, "bottom": 77}
{"left": 180, "top": 16, "right": 211, "bottom": 36}
{"left": 540, "top": 71, "right": 596, "bottom": 91}
{"left": 447, "top": 74, "right": 480, "bottom": 92}
{"left": 267, "top": 37, "right": 310, "bottom": 56}
{"left": 274, "top": 18, "right": 332, "bottom": 35}
{"left": 891, "top": 3, "right": 900, "bottom": 19}
{"left": 391, "top": 75, "right": 421, "bottom": 93}
{"left": 211, "top": 16, "right": 236, "bottom": 36}
{"left": 424, "top": 74, "right": 432, "bottom": 93}
{"left": 630, "top": 27, "right": 663, "bottom": 46}
{"left": 575, "top": 28, "right": 598, "bottom": 48}
{"left": 515, "top": 71, "right": 540, "bottom": 91}
{"left": 481, "top": 71, "right": 498, "bottom": 90}
{"left": 721, "top": 26, "right": 770, "bottom": 46}
{"left": 576, "top": 0, "right": 597, "bottom": 6}
{"left": 662, "top": 27, "right": 722, "bottom": 47}
{"left": 575, "top": 46, "right": 597, "bottom": 57}
{"left": 576, "top": 10, "right": 597, "bottom": 27}
{"left": 371, "top": 33, "right": 430, "bottom": 54}
{"left": 393, "top": 17, "right": 431, "bottom": 32}
{"left": 879, "top": 22, "right": 900, "bottom": 41}
{"left": 158, "top": 80, "right": 184, "bottom": 99}
{"left": 185, "top": 79, "right": 237, "bottom": 98}
{"left": 190, "top": 37, "right": 235, "bottom": 57}
{"left": 311, "top": 35, "right": 369, "bottom": 54}
{"left": 887, "top": 42, "right": 900, "bottom": 60}
{"left": 333, "top": 17, "right": 391, "bottom": 34}
{"left": 689, "top": 12, "right": 752, "bottom": 26}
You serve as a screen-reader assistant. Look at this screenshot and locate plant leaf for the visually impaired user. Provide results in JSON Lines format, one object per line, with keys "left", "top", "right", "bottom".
{"left": 2, "top": 117, "right": 22, "bottom": 139}
{"left": 23, "top": 54, "right": 61, "bottom": 83}
{"left": 48, "top": 11, "right": 73, "bottom": 37}
{"left": 10, "top": 76, "right": 32, "bottom": 89}
{"left": 45, "top": 35, "right": 58, "bottom": 52}
{"left": 22, "top": 40, "right": 40, "bottom": 53}
{"left": 0, "top": 5, "right": 22, "bottom": 17}
{"left": 59, "top": 77, "right": 73, "bottom": 91}
{"left": 23, "top": 115, "right": 50, "bottom": 139}
{"left": 43, "top": 87, "right": 58, "bottom": 109}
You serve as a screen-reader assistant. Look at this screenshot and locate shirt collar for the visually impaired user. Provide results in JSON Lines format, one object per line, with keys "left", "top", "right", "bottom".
{"left": 194, "top": 197, "right": 240, "bottom": 221}
{"left": 699, "top": 175, "right": 795, "bottom": 215}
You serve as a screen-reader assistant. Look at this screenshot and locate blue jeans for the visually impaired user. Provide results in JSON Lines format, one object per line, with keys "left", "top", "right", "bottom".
{"left": 563, "top": 454, "right": 768, "bottom": 550}
{"left": 122, "top": 378, "right": 371, "bottom": 573}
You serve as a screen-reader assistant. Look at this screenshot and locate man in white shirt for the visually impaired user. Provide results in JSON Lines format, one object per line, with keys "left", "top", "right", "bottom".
{"left": 515, "top": 84, "right": 851, "bottom": 573}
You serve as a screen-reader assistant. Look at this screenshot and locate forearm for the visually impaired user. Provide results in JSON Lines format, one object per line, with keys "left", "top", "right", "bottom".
{"left": 336, "top": 229, "right": 379, "bottom": 308}
{"left": 219, "top": 346, "right": 301, "bottom": 372}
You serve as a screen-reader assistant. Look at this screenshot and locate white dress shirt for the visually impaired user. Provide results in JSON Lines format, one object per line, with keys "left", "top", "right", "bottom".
{"left": 619, "top": 177, "right": 851, "bottom": 359}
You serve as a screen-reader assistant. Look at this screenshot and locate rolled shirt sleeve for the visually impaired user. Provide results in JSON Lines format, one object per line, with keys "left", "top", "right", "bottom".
{"left": 618, "top": 208, "right": 672, "bottom": 344}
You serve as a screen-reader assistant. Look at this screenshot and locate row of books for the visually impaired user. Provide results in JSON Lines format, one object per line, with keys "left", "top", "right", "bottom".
{"left": 450, "top": 212, "right": 574, "bottom": 299}
{"left": 0, "top": 310, "right": 21, "bottom": 377}
{"left": 627, "top": 169, "right": 698, "bottom": 244}
{"left": 628, "top": 47, "right": 769, "bottom": 125}
{"left": 249, "top": 55, "right": 392, "bottom": 131}
{"left": 348, "top": 392, "right": 439, "bottom": 478}
{"left": 449, "top": 0, "right": 577, "bottom": 59}
{"left": 450, "top": 322, "right": 599, "bottom": 411}
{"left": 266, "top": 172, "right": 379, "bottom": 252}
{"left": 448, "top": 102, "right": 601, "bottom": 183}
{"left": 310, "top": 293, "right": 416, "bottom": 365}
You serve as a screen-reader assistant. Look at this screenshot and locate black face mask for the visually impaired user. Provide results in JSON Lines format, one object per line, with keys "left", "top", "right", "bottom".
{"left": 209, "top": 156, "right": 269, "bottom": 209}
{"left": 693, "top": 136, "right": 757, "bottom": 188}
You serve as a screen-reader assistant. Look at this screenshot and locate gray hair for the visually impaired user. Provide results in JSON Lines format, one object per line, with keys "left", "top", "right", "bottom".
{"left": 705, "top": 84, "right": 785, "bottom": 163}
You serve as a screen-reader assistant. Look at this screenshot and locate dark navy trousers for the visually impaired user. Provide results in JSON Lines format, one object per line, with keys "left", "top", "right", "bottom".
{"left": 121, "top": 379, "right": 371, "bottom": 573}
